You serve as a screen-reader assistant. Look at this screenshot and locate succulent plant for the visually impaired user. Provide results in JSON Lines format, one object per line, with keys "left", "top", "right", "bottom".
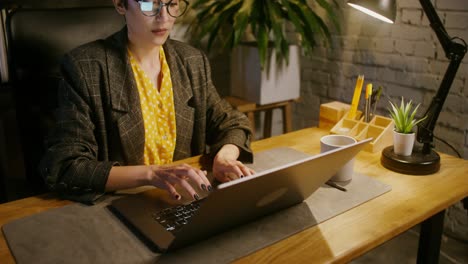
{"left": 388, "top": 97, "right": 427, "bottom": 134}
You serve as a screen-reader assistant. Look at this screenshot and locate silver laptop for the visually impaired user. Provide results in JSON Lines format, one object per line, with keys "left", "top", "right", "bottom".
{"left": 110, "top": 138, "right": 371, "bottom": 252}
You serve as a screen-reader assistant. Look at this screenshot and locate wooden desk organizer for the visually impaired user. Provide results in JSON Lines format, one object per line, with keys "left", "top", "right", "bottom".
{"left": 330, "top": 113, "right": 394, "bottom": 153}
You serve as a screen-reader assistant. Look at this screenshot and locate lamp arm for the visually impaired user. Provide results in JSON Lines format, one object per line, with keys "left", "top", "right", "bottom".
{"left": 416, "top": 0, "right": 467, "bottom": 154}
{"left": 419, "top": 0, "right": 452, "bottom": 53}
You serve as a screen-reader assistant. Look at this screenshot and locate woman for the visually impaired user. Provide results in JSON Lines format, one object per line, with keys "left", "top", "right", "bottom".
{"left": 39, "top": 0, "right": 254, "bottom": 204}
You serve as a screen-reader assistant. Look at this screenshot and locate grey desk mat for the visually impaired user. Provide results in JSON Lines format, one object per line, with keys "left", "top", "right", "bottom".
{"left": 3, "top": 147, "right": 391, "bottom": 264}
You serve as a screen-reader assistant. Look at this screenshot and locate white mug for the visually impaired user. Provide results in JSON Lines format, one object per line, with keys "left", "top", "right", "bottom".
{"left": 320, "top": 135, "right": 357, "bottom": 182}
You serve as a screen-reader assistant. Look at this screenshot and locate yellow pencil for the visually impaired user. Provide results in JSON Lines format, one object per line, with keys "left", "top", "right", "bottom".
{"left": 365, "top": 83, "right": 372, "bottom": 122}
{"left": 348, "top": 75, "right": 364, "bottom": 119}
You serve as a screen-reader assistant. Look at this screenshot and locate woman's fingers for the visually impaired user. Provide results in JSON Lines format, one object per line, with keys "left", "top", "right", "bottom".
{"left": 178, "top": 164, "right": 212, "bottom": 192}
{"left": 152, "top": 164, "right": 212, "bottom": 200}
{"left": 163, "top": 180, "right": 181, "bottom": 200}
{"left": 239, "top": 164, "right": 255, "bottom": 176}
{"left": 213, "top": 160, "right": 255, "bottom": 182}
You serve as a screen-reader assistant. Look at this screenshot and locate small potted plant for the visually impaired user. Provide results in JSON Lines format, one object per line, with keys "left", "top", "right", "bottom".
{"left": 388, "top": 97, "right": 427, "bottom": 156}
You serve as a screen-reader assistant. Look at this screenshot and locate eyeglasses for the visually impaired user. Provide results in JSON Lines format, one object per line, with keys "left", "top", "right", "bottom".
{"left": 134, "top": 0, "right": 189, "bottom": 18}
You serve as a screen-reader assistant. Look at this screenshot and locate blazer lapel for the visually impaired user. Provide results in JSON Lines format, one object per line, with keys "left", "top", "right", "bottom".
{"left": 106, "top": 29, "right": 144, "bottom": 165}
{"left": 164, "top": 42, "right": 194, "bottom": 161}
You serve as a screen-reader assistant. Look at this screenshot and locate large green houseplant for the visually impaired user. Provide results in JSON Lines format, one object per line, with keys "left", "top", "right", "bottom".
{"left": 188, "top": 0, "right": 340, "bottom": 68}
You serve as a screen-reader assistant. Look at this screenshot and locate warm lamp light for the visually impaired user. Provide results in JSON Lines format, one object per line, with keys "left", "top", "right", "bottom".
{"left": 348, "top": 0, "right": 467, "bottom": 175}
{"left": 348, "top": 0, "right": 395, "bottom": 24}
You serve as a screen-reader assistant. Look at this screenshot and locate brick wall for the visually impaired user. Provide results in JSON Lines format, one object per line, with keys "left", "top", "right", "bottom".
{"left": 295, "top": 0, "right": 468, "bottom": 159}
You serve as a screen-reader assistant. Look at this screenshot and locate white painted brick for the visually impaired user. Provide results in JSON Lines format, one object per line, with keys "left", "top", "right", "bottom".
{"left": 422, "top": 14, "right": 431, "bottom": 26}
{"left": 414, "top": 41, "right": 437, "bottom": 58}
{"left": 330, "top": 75, "right": 349, "bottom": 90}
{"left": 352, "top": 50, "right": 379, "bottom": 65}
{"left": 378, "top": 68, "right": 398, "bottom": 83}
{"left": 405, "top": 57, "right": 431, "bottom": 73}
{"left": 385, "top": 85, "right": 425, "bottom": 104}
{"left": 429, "top": 60, "right": 449, "bottom": 75}
{"left": 342, "top": 36, "right": 359, "bottom": 50}
{"left": 451, "top": 79, "right": 465, "bottom": 94}
{"left": 360, "top": 22, "right": 391, "bottom": 37}
{"left": 416, "top": 73, "right": 440, "bottom": 91}
{"left": 374, "top": 26, "right": 393, "bottom": 38}
{"left": 328, "top": 62, "right": 343, "bottom": 76}
{"left": 458, "top": 63, "right": 467, "bottom": 79}
{"left": 341, "top": 62, "right": 360, "bottom": 77}
{"left": 445, "top": 12, "right": 468, "bottom": 29}
{"left": 422, "top": 91, "right": 438, "bottom": 108}
{"left": 445, "top": 94, "right": 464, "bottom": 113}
{"left": 302, "top": 69, "right": 315, "bottom": 82}
{"left": 357, "top": 37, "right": 374, "bottom": 50}
{"left": 433, "top": 125, "right": 464, "bottom": 156}
{"left": 310, "top": 47, "right": 328, "bottom": 59}
{"left": 312, "top": 71, "right": 331, "bottom": 85}
{"left": 301, "top": 57, "right": 326, "bottom": 69}
{"left": 435, "top": 43, "right": 450, "bottom": 62}
{"left": 388, "top": 54, "right": 407, "bottom": 70}
{"left": 361, "top": 65, "right": 378, "bottom": 79}
{"left": 401, "top": 9, "right": 423, "bottom": 25}
{"left": 438, "top": 112, "right": 464, "bottom": 130}
{"left": 398, "top": 0, "right": 421, "bottom": 9}
{"left": 330, "top": 36, "right": 343, "bottom": 49}
{"left": 343, "top": 20, "right": 363, "bottom": 36}
{"left": 392, "top": 24, "right": 433, "bottom": 41}
{"left": 395, "top": 39, "right": 414, "bottom": 55}
{"left": 436, "top": 0, "right": 468, "bottom": 11}
{"left": 392, "top": 70, "right": 416, "bottom": 87}
{"left": 447, "top": 29, "right": 468, "bottom": 46}
{"left": 465, "top": 130, "right": 468, "bottom": 150}
{"left": 463, "top": 100, "right": 468, "bottom": 120}
{"left": 332, "top": 51, "right": 354, "bottom": 63}
{"left": 373, "top": 53, "right": 392, "bottom": 67}
{"left": 374, "top": 38, "right": 394, "bottom": 53}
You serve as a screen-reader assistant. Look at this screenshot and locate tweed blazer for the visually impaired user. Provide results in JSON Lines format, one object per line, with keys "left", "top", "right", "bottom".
{"left": 39, "top": 27, "right": 253, "bottom": 203}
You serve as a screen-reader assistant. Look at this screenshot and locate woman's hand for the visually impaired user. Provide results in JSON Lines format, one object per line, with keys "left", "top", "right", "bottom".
{"left": 213, "top": 144, "right": 255, "bottom": 183}
{"left": 148, "top": 163, "right": 212, "bottom": 201}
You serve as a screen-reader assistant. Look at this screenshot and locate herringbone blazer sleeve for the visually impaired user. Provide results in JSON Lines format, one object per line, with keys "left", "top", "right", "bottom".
{"left": 39, "top": 51, "right": 117, "bottom": 204}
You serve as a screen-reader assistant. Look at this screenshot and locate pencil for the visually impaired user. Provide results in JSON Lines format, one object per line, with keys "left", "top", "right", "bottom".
{"left": 365, "top": 83, "right": 372, "bottom": 122}
{"left": 348, "top": 75, "right": 364, "bottom": 119}
{"left": 326, "top": 181, "right": 347, "bottom": 192}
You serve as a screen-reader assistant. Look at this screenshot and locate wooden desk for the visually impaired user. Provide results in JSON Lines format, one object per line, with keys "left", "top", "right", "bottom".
{"left": 224, "top": 96, "right": 295, "bottom": 140}
{"left": 0, "top": 128, "right": 467, "bottom": 263}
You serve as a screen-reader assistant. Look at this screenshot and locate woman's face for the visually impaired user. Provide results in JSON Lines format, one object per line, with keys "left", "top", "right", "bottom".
{"left": 115, "top": 0, "right": 177, "bottom": 49}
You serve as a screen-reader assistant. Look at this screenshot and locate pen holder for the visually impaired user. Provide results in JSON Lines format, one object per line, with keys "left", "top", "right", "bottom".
{"left": 330, "top": 112, "right": 394, "bottom": 153}
{"left": 318, "top": 101, "right": 351, "bottom": 129}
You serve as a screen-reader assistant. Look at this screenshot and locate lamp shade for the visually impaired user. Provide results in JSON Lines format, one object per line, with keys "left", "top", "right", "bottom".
{"left": 348, "top": 0, "right": 396, "bottom": 24}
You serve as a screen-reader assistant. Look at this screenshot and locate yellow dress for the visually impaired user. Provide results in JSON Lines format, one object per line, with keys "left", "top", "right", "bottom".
{"left": 128, "top": 47, "right": 176, "bottom": 165}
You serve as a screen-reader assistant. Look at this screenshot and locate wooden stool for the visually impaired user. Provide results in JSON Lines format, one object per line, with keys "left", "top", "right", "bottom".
{"left": 224, "top": 96, "right": 295, "bottom": 140}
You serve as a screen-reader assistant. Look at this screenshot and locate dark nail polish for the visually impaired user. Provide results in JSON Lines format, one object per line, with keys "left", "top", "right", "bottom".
{"left": 207, "top": 185, "right": 213, "bottom": 192}
{"left": 240, "top": 175, "right": 244, "bottom": 178}
{"left": 175, "top": 194, "right": 181, "bottom": 200}
{"left": 201, "top": 184, "right": 207, "bottom": 191}
{"left": 194, "top": 194, "right": 200, "bottom": 200}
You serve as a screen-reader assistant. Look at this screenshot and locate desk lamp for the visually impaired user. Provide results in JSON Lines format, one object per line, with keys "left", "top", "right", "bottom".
{"left": 347, "top": 0, "right": 467, "bottom": 175}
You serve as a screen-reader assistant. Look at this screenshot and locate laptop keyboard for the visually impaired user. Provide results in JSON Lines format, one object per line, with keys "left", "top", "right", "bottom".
{"left": 151, "top": 200, "right": 202, "bottom": 232}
